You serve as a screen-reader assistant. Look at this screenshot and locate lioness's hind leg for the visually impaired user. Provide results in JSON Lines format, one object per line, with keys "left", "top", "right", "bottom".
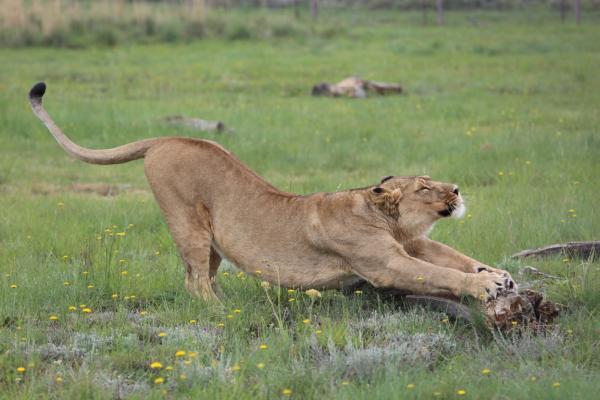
{"left": 209, "top": 247, "right": 223, "bottom": 296}
{"left": 155, "top": 200, "right": 219, "bottom": 302}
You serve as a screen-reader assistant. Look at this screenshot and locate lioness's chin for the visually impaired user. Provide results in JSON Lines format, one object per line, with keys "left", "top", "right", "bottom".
{"left": 451, "top": 203, "right": 466, "bottom": 219}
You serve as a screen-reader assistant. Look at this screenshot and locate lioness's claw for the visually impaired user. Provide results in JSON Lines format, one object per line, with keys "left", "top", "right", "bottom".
{"left": 475, "top": 265, "right": 517, "bottom": 296}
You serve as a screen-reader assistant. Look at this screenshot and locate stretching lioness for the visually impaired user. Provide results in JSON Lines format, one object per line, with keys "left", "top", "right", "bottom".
{"left": 29, "top": 82, "right": 515, "bottom": 302}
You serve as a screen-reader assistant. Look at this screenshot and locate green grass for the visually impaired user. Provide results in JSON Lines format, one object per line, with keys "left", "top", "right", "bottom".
{"left": 1, "top": 10, "right": 599, "bottom": 399}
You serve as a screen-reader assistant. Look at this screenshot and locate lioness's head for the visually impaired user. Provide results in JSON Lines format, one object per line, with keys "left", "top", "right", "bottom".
{"left": 311, "top": 82, "right": 331, "bottom": 96}
{"left": 369, "top": 175, "right": 465, "bottom": 235}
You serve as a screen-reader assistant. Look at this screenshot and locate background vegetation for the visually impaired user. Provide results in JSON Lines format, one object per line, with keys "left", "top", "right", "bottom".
{"left": 0, "top": 3, "right": 599, "bottom": 399}
{"left": 2, "top": 0, "right": 600, "bottom": 47}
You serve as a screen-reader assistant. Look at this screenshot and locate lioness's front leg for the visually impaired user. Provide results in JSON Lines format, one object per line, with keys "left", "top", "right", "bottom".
{"left": 404, "top": 237, "right": 516, "bottom": 290}
{"left": 352, "top": 243, "right": 509, "bottom": 301}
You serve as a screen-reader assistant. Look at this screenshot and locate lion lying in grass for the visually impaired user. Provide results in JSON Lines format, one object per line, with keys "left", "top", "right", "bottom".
{"left": 311, "top": 77, "right": 403, "bottom": 98}
{"left": 29, "top": 82, "right": 516, "bottom": 303}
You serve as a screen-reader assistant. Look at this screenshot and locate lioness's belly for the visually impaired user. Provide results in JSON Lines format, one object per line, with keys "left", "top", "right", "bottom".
{"left": 211, "top": 239, "right": 358, "bottom": 289}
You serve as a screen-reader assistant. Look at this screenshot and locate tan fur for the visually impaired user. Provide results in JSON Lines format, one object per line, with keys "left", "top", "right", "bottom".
{"left": 29, "top": 84, "right": 515, "bottom": 303}
{"left": 311, "top": 77, "right": 403, "bottom": 98}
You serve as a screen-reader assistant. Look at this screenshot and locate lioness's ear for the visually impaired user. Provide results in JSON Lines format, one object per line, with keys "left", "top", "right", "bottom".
{"left": 370, "top": 187, "right": 402, "bottom": 219}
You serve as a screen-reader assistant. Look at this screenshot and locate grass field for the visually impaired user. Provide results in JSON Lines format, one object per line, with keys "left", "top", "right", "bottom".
{"left": 1, "top": 9, "right": 599, "bottom": 399}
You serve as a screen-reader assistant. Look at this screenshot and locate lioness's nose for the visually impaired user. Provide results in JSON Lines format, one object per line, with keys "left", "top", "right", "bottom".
{"left": 452, "top": 187, "right": 460, "bottom": 195}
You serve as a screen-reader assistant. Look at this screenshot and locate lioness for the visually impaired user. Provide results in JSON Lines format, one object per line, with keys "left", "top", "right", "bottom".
{"left": 29, "top": 82, "right": 515, "bottom": 302}
{"left": 311, "top": 77, "right": 403, "bottom": 98}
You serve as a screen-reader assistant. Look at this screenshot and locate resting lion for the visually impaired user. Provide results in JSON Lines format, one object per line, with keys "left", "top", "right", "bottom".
{"left": 29, "top": 82, "right": 515, "bottom": 303}
{"left": 311, "top": 77, "right": 403, "bottom": 98}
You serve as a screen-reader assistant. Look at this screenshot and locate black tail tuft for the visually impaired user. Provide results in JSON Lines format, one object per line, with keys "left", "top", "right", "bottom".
{"left": 29, "top": 82, "right": 46, "bottom": 101}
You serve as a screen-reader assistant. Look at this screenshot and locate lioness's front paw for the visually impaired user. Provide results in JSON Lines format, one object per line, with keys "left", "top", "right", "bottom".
{"left": 475, "top": 265, "right": 517, "bottom": 293}
{"left": 471, "top": 271, "right": 515, "bottom": 302}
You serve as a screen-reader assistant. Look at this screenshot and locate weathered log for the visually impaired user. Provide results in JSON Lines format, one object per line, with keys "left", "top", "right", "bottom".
{"left": 404, "top": 290, "right": 562, "bottom": 332}
{"left": 164, "top": 116, "right": 227, "bottom": 133}
{"left": 403, "top": 295, "right": 473, "bottom": 322}
{"left": 511, "top": 241, "right": 600, "bottom": 260}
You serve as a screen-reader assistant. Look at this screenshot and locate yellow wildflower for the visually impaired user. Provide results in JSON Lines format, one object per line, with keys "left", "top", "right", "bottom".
{"left": 175, "top": 350, "right": 186, "bottom": 357}
{"left": 287, "top": 289, "right": 296, "bottom": 294}
{"left": 55, "top": 376, "right": 63, "bottom": 383}
{"left": 303, "top": 319, "right": 310, "bottom": 325}
{"left": 49, "top": 315, "right": 58, "bottom": 321}
{"left": 158, "top": 332, "right": 167, "bottom": 337}
{"left": 150, "top": 361, "right": 163, "bottom": 369}
{"left": 315, "top": 330, "right": 322, "bottom": 335}
{"left": 57, "top": 202, "right": 64, "bottom": 207}
{"left": 68, "top": 306, "right": 77, "bottom": 311}
{"left": 223, "top": 271, "right": 229, "bottom": 277}
{"left": 231, "top": 364, "right": 241, "bottom": 372}
{"left": 259, "top": 344, "right": 268, "bottom": 350}
{"left": 63, "top": 281, "right": 70, "bottom": 286}
{"left": 165, "top": 366, "right": 173, "bottom": 371}
{"left": 355, "top": 290, "right": 363, "bottom": 295}
{"left": 457, "top": 389, "right": 466, "bottom": 395}
{"left": 217, "top": 323, "right": 225, "bottom": 328}
{"left": 282, "top": 388, "right": 292, "bottom": 396}
{"left": 288, "top": 298, "right": 296, "bottom": 302}
{"left": 482, "top": 368, "right": 491, "bottom": 375}
{"left": 188, "top": 351, "right": 198, "bottom": 358}
{"left": 82, "top": 308, "right": 92, "bottom": 313}
{"left": 179, "top": 374, "right": 187, "bottom": 380}
{"left": 116, "top": 232, "right": 126, "bottom": 237}
{"left": 154, "top": 377, "right": 164, "bottom": 384}
{"left": 16, "top": 367, "right": 26, "bottom": 373}
{"left": 260, "top": 281, "right": 270, "bottom": 289}
{"left": 10, "top": 284, "right": 17, "bottom": 289}
{"left": 121, "top": 271, "right": 128, "bottom": 276}
{"left": 256, "top": 363, "right": 265, "bottom": 369}
{"left": 553, "top": 382, "right": 560, "bottom": 388}
{"left": 111, "top": 294, "right": 118, "bottom": 299}
{"left": 234, "top": 309, "right": 241, "bottom": 314}
{"left": 407, "top": 383, "right": 415, "bottom": 389}
{"left": 255, "top": 269, "right": 262, "bottom": 275}
{"left": 305, "top": 289, "right": 321, "bottom": 298}
{"left": 87, "top": 284, "right": 94, "bottom": 289}
{"left": 189, "top": 319, "right": 197, "bottom": 325}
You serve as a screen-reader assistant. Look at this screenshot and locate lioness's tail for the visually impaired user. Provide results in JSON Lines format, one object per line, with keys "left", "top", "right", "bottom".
{"left": 29, "top": 82, "right": 163, "bottom": 165}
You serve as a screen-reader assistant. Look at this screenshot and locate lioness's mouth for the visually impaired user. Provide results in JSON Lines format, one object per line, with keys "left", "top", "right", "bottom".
{"left": 440, "top": 201, "right": 466, "bottom": 218}
{"left": 439, "top": 206, "right": 453, "bottom": 217}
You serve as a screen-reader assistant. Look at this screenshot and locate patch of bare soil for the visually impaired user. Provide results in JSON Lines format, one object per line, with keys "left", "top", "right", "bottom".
{"left": 30, "top": 182, "right": 149, "bottom": 197}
